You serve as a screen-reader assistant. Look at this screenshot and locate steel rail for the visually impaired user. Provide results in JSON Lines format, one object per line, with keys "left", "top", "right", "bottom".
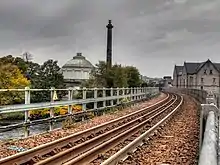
{"left": 34, "top": 95, "right": 175, "bottom": 165}
{"left": 0, "top": 94, "right": 170, "bottom": 165}
{"left": 101, "top": 94, "right": 183, "bottom": 165}
{"left": 59, "top": 94, "right": 180, "bottom": 165}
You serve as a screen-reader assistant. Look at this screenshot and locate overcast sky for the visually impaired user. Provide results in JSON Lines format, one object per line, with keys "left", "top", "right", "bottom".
{"left": 0, "top": 0, "right": 220, "bottom": 77}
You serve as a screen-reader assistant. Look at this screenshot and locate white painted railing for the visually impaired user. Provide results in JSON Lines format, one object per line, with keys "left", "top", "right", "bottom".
{"left": 0, "top": 87, "right": 159, "bottom": 137}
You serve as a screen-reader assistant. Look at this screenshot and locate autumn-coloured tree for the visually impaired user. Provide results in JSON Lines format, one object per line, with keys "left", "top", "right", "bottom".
{"left": 0, "top": 55, "right": 28, "bottom": 74}
{"left": 0, "top": 55, "right": 66, "bottom": 103}
{"left": 0, "top": 63, "right": 30, "bottom": 105}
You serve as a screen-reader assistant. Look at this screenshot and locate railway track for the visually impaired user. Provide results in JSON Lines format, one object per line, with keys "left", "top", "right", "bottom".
{"left": 99, "top": 94, "right": 183, "bottom": 165}
{"left": 0, "top": 92, "right": 183, "bottom": 165}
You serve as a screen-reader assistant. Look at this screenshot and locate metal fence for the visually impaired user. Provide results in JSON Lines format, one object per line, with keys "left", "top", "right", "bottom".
{"left": 0, "top": 87, "right": 159, "bottom": 137}
{"left": 163, "top": 87, "right": 207, "bottom": 103}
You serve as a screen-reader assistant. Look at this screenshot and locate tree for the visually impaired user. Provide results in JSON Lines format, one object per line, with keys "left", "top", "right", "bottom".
{"left": 83, "top": 61, "right": 109, "bottom": 88}
{"left": 30, "top": 59, "right": 66, "bottom": 102}
{"left": 124, "top": 66, "right": 141, "bottom": 87}
{"left": 0, "top": 55, "right": 28, "bottom": 74}
{"left": 83, "top": 61, "right": 141, "bottom": 88}
{"left": 0, "top": 55, "right": 66, "bottom": 103}
{"left": 40, "top": 60, "right": 64, "bottom": 89}
{"left": 83, "top": 61, "right": 127, "bottom": 88}
{"left": 21, "top": 52, "right": 33, "bottom": 62}
{"left": 0, "top": 63, "right": 30, "bottom": 105}
{"left": 111, "top": 64, "right": 128, "bottom": 88}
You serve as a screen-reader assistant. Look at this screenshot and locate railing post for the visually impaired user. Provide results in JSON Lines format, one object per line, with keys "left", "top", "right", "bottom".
{"left": 94, "top": 88, "right": 98, "bottom": 110}
{"left": 24, "top": 86, "right": 30, "bottom": 137}
{"left": 103, "top": 87, "right": 106, "bottom": 107}
{"left": 141, "top": 87, "right": 143, "bottom": 100}
{"left": 144, "top": 87, "right": 147, "bottom": 99}
{"left": 139, "top": 87, "right": 141, "bottom": 100}
{"left": 117, "top": 87, "right": 120, "bottom": 105}
{"left": 126, "top": 87, "right": 129, "bottom": 100}
{"left": 137, "top": 87, "right": 139, "bottom": 101}
{"left": 49, "top": 87, "right": 55, "bottom": 131}
{"left": 145, "top": 87, "right": 148, "bottom": 99}
{"left": 135, "top": 87, "right": 138, "bottom": 101}
{"left": 110, "top": 87, "right": 114, "bottom": 107}
{"left": 103, "top": 88, "right": 106, "bottom": 114}
{"left": 68, "top": 88, "right": 73, "bottom": 114}
{"left": 82, "top": 87, "right": 87, "bottom": 121}
{"left": 122, "top": 87, "right": 126, "bottom": 106}
{"left": 122, "top": 87, "right": 125, "bottom": 97}
{"left": 130, "top": 87, "right": 133, "bottom": 102}
{"left": 151, "top": 87, "right": 153, "bottom": 97}
{"left": 133, "top": 87, "right": 135, "bottom": 101}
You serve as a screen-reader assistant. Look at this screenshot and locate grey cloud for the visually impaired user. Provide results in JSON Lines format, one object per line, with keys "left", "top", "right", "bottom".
{"left": 0, "top": 0, "right": 220, "bottom": 77}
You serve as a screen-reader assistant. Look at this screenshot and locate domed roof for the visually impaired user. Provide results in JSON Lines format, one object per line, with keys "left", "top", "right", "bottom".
{"left": 62, "top": 53, "right": 94, "bottom": 69}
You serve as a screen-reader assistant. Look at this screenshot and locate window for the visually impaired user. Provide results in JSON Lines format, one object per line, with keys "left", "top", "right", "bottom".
{"left": 213, "top": 78, "right": 216, "bottom": 83}
{"left": 201, "top": 78, "right": 204, "bottom": 83}
{"left": 204, "top": 69, "right": 207, "bottom": 74}
{"left": 210, "top": 70, "right": 213, "bottom": 75}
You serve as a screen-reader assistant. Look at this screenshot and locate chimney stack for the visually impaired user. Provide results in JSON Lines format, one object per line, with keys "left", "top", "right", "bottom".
{"left": 106, "top": 20, "right": 113, "bottom": 69}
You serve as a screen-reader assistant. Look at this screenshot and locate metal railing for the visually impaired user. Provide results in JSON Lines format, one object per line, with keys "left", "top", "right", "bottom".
{"left": 0, "top": 87, "right": 159, "bottom": 137}
{"left": 163, "top": 87, "right": 207, "bottom": 103}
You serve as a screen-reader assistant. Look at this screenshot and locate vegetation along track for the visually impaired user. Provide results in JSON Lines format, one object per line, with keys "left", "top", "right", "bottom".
{"left": 0, "top": 93, "right": 183, "bottom": 165}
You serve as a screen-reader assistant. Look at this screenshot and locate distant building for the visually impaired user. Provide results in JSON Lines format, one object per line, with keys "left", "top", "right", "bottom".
{"left": 163, "top": 76, "right": 172, "bottom": 88}
{"left": 140, "top": 75, "right": 151, "bottom": 83}
{"left": 61, "top": 53, "right": 94, "bottom": 88}
{"left": 173, "top": 59, "right": 220, "bottom": 93}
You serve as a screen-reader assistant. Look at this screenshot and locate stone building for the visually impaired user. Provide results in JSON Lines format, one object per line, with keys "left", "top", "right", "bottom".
{"left": 61, "top": 53, "right": 94, "bottom": 88}
{"left": 163, "top": 76, "right": 172, "bottom": 88}
{"left": 173, "top": 59, "right": 220, "bottom": 93}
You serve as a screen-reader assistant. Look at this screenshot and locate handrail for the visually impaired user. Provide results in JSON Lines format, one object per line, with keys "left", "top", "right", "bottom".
{"left": 198, "top": 111, "right": 217, "bottom": 165}
{"left": 0, "top": 87, "right": 160, "bottom": 138}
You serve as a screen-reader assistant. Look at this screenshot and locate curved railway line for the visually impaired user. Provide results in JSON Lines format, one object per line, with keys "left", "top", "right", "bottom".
{"left": 0, "top": 92, "right": 183, "bottom": 165}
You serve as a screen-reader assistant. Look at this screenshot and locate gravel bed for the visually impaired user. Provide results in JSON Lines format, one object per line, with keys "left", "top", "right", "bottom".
{"left": 0, "top": 93, "right": 166, "bottom": 159}
{"left": 90, "top": 95, "right": 180, "bottom": 165}
{"left": 123, "top": 95, "right": 200, "bottom": 165}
